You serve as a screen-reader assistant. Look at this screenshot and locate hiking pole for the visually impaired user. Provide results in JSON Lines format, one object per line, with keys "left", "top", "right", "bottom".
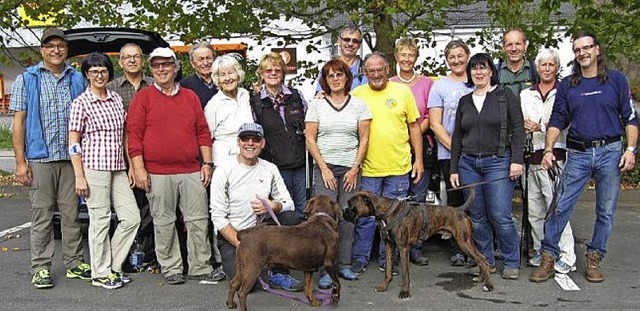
{"left": 520, "top": 133, "right": 533, "bottom": 261}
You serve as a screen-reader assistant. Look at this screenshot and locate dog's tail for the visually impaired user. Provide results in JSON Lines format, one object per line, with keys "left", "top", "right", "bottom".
{"left": 460, "top": 186, "right": 475, "bottom": 211}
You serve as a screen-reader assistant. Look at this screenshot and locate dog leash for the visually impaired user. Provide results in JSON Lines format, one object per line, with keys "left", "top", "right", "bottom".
{"left": 254, "top": 198, "right": 334, "bottom": 307}
{"left": 449, "top": 167, "right": 548, "bottom": 191}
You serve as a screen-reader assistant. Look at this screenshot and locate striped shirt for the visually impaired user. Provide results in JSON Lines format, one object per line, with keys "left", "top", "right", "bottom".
{"left": 69, "top": 88, "right": 127, "bottom": 171}
{"left": 9, "top": 62, "right": 83, "bottom": 162}
{"left": 305, "top": 95, "right": 372, "bottom": 167}
{"left": 107, "top": 75, "right": 153, "bottom": 111}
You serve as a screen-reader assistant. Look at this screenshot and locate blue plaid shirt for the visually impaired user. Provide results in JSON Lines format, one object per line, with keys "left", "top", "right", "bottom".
{"left": 10, "top": 62, "right": 83, "bottom": 162}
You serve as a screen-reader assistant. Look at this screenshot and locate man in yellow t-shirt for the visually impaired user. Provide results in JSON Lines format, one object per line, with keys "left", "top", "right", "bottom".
{"left": 349, "top": 52, "right": 424, "bottom": 274}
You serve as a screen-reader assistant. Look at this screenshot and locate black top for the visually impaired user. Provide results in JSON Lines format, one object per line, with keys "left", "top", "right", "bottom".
{"left": 180, "top": 74, "right": 218, "bottom": 109}
{"left": 450, "top": 85, "right": 525, "bottom": 174}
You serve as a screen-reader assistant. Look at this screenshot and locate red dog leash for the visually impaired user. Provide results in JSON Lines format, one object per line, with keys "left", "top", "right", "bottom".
{"left": 254, "top": 198, "right": 334, "bottom": 306}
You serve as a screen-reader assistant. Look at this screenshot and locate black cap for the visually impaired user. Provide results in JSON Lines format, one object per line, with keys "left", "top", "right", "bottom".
{"left": 41, "top": 28, "right": 66, "bottom": 44}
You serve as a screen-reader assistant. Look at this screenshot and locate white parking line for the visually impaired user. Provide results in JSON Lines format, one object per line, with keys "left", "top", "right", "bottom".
{"left": 554, "top": 273, "right": 580, "bottom": 290}
{"left": 0, "top": 222, "right": 31, "bottom": 239}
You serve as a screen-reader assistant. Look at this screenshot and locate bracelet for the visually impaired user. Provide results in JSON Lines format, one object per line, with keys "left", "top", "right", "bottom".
{"left": 202, "top": 162, "right": 215, "bottom": 168}
{"left": 68, "top": 143, "right": 82, "bottom": 155}
{"left": 542, "top": 149, "right": 553, "bottom": 155}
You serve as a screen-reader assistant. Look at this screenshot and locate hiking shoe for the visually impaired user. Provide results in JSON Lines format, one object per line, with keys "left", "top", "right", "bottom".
{"left": 554, "top": 260, "right": 577, "bottom": 274}
{"left": 66, "top": 263, "right": 91, "bottom": 281}
{"left": 528, "top": 252, "right": 542, "bottom": 267}
{"left": 378, "top": 263, "right": 399, "bottom": 276}
{"left": 529, "top": 252, "right": 555, "bottom": 282}
{"left": 585, "top": 251, "right": 604, "bottom": 282}
{"left": 467, "top": 265, "right": 496, "bottom": 276}
{"left": 31, "top": 269, "right": 54, "bottom": 289}
{"left": 450, "top": 253, "right": 466, "bottom": 267}
{"left": 188, "top": 268, "right": 225, "bottom": 284}
{"left": 318, "top": 273, "right": 332, "bottom": 289}
{"left": 502, "top": 268, "right": 519, "bottom": 280}
{"left": 92, "top": 274, "right": 124, "bottom": 289}
{"left": 338, "top": 268, "right": 358, "bottom": 281}
{"left": 267, "top": 273, "right": 303, "bottom": 292}
{"left": 410, "top": 253, "right": 429, "bottom": 266}
{"left": 165, "top": 273, "right": 185, "bottom": 285}
{"left": 113, "top": 271, "right": 131, "bottom": 284}
{"left": 351, "top": 261, "right": 367, "bottom": 274}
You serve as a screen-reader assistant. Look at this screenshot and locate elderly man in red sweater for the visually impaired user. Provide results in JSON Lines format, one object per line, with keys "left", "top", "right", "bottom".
{"left": 127, "top": 47, "right": 217, "bottom": 285}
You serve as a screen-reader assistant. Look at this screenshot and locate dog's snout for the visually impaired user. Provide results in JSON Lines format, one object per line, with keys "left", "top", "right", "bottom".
{"left": 343, "top": 207, "right": 357, "bottom": 223}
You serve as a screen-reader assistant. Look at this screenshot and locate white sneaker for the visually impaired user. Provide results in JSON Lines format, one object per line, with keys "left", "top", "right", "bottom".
{"left": 554, "top": 260, "right": 577, "bottom": 274}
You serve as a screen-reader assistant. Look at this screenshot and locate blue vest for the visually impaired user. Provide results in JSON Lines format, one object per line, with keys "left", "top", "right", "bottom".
{"left": 23, "top": 64, "right": 85, "bottom": 159}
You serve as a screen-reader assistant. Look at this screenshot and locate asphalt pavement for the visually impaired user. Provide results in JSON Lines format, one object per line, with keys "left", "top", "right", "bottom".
{"left": 1, "top": 189, "right": 640, "bottom": 310}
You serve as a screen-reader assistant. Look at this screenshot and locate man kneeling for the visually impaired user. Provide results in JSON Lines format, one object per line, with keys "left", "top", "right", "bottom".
{"left": 210, "top": 123, "right": 303, "bottom": 291}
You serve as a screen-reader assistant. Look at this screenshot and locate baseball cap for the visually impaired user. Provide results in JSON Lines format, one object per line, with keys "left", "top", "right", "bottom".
{"left": 41, "top": 28, "right": 66, "bottom": 44}
{"left": 238, "top": 123, "right": 264, "bottom": 138}
{"left": 148, "top": 47, "right": 177, "bottom": 62}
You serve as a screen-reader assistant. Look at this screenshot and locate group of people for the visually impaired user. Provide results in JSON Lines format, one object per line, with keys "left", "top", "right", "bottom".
{"left": 11, "top": 24, "right": 636, "bottom": 293}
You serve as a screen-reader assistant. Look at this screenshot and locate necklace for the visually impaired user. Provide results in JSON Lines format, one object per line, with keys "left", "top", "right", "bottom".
{"left": 397, "top": 71, "right": 416, "bottom": 84}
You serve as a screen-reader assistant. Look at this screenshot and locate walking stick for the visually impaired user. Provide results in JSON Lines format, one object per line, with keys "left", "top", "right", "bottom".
{"left": 520, "top": 133, "right": 533, "bottom": 260}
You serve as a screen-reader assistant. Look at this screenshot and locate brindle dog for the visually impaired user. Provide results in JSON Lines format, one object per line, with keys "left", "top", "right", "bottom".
{"left": 226, "top": 195, "right": 342, "bottom": 311}
{"left": 344, "top": 188, "right": 493, "bottom": 298}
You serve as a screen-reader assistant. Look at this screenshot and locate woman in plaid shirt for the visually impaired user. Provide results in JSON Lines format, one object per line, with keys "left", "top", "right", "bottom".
{"left": 69, "top": 53, "right": 141, "bottom": 290}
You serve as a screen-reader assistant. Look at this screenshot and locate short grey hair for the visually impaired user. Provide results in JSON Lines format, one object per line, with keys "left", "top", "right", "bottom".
{"left": 119, "top": 43, "right": 142, "bottom": 56}
{"left": 211, "top": 54, "right": 245, "bottom": 86}
{"left": 535, "top": 48, "right": 560, "bottom": 71}
{"left": 188, "top": 42, "right": 215, "bottom": 61}
{"left": 340, "top": 24, "right": 362, "bottom": 38}
{"left": 363, "top": 51, "right": 389, "bottom": 67}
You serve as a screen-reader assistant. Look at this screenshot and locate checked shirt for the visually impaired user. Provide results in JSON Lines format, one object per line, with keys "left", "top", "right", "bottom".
{"left": 69, "top": 88, "right": 127, "bottom": 171}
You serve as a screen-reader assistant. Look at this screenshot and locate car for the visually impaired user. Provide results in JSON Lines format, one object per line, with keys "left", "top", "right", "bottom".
{"left": 52, "top": 27, "right": 170, "bottom": 240}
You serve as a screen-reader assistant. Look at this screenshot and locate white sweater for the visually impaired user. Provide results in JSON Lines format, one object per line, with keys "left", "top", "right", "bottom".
{"left": 520, "top": 86, "right": 567, "bottom": 151}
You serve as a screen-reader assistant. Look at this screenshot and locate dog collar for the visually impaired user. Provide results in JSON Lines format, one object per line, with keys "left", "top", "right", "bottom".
{"left": 314, "top": 212, "right": 334, "bottom": 220}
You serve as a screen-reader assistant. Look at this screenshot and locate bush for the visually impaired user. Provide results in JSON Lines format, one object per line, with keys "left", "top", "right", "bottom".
{"left": 0, "top": 128, "right": 11, "bottom": 149}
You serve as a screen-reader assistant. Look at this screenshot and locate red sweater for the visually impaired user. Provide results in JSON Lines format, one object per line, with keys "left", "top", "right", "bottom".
{"left": 127, "top": 86, "right": 212, "bottom": 174}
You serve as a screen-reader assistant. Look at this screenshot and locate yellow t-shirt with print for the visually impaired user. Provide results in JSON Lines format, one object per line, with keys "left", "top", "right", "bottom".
{"left": 351, "top": 81, "right": 419, "bottom": 177}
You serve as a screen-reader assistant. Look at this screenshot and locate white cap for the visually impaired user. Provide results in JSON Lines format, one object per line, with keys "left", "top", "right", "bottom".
{"left": 149, "top": 47, "right": 177, "bottom": 62}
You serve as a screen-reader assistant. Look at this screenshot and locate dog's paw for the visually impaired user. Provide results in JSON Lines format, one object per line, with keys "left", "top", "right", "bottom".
{"left": 374, "top": 284, "right": 388, "bottom": 292}
{"left": 309, "top": 298, "right": 321, "bottom": 307}
{"left": 226, "top": 301, "right": 237, "bottom": 309}
{"left": 482, "top": 284, "right": 494, "bottom": 292}
{"left": 331, "top": 293, "right": 340, "bottom": 305}
{"left": 399, "top": 291, "right": 411, "bottom": 299}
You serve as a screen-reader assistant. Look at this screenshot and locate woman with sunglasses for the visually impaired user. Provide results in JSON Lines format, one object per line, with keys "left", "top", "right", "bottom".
{"left": 68, "top": 52, "right": 141, "bottom": 289}
{"left": 250, "top": 52, "right": 309, "bottom": 216}
{"left": 306, "top": 59, "right": 371, "bottom": 288}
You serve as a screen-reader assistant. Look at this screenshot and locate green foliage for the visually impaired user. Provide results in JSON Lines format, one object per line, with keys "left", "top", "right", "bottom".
{"left": 0, "top": 128, "right": 12, "bottom": 150}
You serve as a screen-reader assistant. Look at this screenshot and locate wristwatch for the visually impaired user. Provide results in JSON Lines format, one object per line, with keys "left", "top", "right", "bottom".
{"left": 626, "top": 146, "right": 637, "bottom": 154}
{"left": 202, "top": 162, "right": 215, "bottom": 167}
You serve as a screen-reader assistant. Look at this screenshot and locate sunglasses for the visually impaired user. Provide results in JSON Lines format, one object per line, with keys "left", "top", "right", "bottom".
{"left": 150, "top": 61, "right": 175, "bottom": 69}
{"left": 264, "top": 68, "right": 283, "bottom": 75}
{"left": 239, "top": 136, "right": 263, "bottom": 143}
{"left": 341, "top": 37, "right": 362, "bottom": 44}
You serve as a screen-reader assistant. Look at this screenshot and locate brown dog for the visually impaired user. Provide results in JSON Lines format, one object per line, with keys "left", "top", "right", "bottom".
{"left": 344, "top": 189, "right": 493, "bottom": 298}
{"left": 226, "top": 195, "right": 342, "bottom": 311}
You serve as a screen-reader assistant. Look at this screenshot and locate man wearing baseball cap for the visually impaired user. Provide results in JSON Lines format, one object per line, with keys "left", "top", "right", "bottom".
{"left": 10, "top": 27, "right": 91, "bottom": 288}
{"left": 209, "top": 123, "right": 303, "bottom": 291}
{"left": 127, "top": 47, "right": 218, "bottom": 285}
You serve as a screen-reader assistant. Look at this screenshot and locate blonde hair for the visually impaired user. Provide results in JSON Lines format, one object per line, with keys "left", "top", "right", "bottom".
{"left": 256, "top": 52, "right": 288, "bottom": 76}
{"left": 394, "top": 38, "right": 419, "bottom": 58}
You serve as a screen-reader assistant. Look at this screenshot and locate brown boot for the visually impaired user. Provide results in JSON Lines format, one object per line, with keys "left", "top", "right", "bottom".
{"left": 529, "top": 252, "right": 555, "bottom": 282}
{"left": 585, "top": 251, "right": 604, "bottom": 283}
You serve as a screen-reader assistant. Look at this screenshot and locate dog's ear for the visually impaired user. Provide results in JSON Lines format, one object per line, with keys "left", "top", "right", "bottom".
{"left": 303, "top": 196, "right": 315, "bottom": 217}
{"left": 332, "top": 200, "right": 343, "bottom": 220}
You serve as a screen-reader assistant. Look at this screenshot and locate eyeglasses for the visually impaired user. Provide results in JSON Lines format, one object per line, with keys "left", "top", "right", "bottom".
{"left": 573, "top": 44, "right": 595, "bottom": 54}
{"left": 121, "top": 54, "right": 142, "bottom": 62}
{"left": 326, "top": 72, "right": 345, "bottom": 80}
{"left": 365, "top": 67, "right": 386, "bottom": 75}
{"left": 87, "top": 70, "right": 109, "bottom": 78}
{"left": 264, "top": 68, "right": 283, "bottom": 75}
{"left": 239, "top": 136, "right": 263, "bottom": 143}
{"left": 340, "top": 37, "right": 362, "bottom": 45}
{"left": 397, "top": 52, "right": 416, "bottom": 59}
{"left": 42, "top": 43, "right": 67, "bottom": 52}
{"left": 150, "top": 61, "right": 175, "bottom": 69}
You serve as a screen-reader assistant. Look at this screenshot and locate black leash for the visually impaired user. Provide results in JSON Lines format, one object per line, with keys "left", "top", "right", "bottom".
{"left": 448, "top": 167, "right": 548, "bottom": 191}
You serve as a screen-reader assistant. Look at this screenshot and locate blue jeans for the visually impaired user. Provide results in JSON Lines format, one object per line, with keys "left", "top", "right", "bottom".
{"left": 279, "top": 167, "right": 307, "bottom": 216}
{"left": 541, "top": 140, "right": 622, "bottom": 259}
{"left": 351, "top": 174, "right": 409, "bottom": 265}
{"left": 409, "top": 170, "right": 430, "bottom": 203}
{"left": 458, "top": 154, "right": 520, "bottom": 268}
